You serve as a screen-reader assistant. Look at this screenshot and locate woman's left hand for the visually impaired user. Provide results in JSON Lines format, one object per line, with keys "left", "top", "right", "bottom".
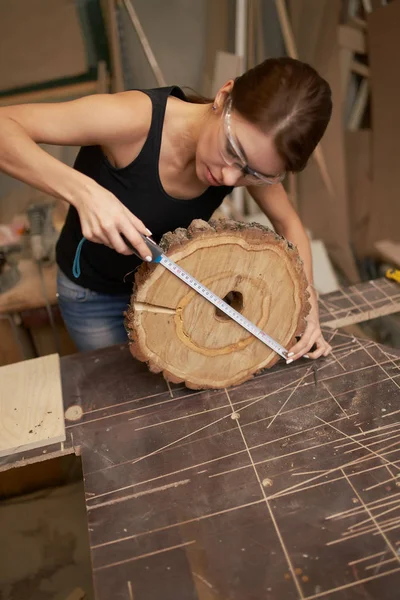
{"left": 287, "top": 287, "right": 332, "bottom": 362}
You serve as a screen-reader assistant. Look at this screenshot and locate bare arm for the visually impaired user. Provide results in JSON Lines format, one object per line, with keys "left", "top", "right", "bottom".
{"left": 248, "top": 183, "right": 313, "bottom": 283}
{"left": 248, "top": 183, "right": 332, "bottom": 360}
{"left": 0, "top": 92, "right": 153, "bottom": 258}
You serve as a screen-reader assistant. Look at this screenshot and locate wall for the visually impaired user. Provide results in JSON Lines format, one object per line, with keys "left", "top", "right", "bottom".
{"left": 119, "top": 0, "right": 209, "bottom": 92}
{"left": 0, "top": 0, "right": 284, "bottom": 209}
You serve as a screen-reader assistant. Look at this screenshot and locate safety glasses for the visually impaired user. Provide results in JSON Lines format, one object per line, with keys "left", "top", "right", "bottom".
{"left": 219, "top": 97, "right": 286, "bottom": 186}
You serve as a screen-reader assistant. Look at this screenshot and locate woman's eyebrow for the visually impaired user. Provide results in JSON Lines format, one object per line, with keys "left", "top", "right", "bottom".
{"left": 236, "top": 137, "right": 280, "bottom": 179}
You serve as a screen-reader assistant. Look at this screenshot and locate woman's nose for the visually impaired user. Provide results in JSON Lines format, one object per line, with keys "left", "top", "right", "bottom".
{"left": 221, "top": 166, "right": 242, "bottom": 187}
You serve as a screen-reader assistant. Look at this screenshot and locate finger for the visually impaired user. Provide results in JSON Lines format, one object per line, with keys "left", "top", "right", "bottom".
{"left": 81, "top": 227, "right": 112, "bottom": 248}
{"left": 93, "top": 235, "right": 112, "bottom": 247}
{"left": 105, "top": 229, "right": 133, "bottom": 255}
{"left": 120, "top": 225, "right": 153, "bottom": 261}
{"left": 306, "top": 338, "right": 331, "bottom": 359}
{"left": 306, "top": 346, "right": 325, "bottom": 359}
{"left": 323, "top": 344, "right": 332, "bottom": 357}
{"left": 128, "top": 212, "right": 152, "bottom": 238}
{"left": 289, "top": 333, "right": 322, "bottom": 360}
{"left": 288, "top": 335, "right": 314, "bottom": 358}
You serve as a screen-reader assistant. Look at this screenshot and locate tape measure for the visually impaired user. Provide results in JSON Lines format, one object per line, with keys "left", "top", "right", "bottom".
{"left": 126, "top": 234, "right": 290, "bottom": 361}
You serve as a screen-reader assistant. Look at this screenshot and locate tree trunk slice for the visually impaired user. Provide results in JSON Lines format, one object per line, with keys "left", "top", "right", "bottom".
{"left": 125, "top": 219, "right": 310, "bottom": 389}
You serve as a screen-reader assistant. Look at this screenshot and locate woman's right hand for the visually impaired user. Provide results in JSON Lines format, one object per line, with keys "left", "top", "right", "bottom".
{"left": 74, "top": 184, "right": 153, "bottom": 261}
{"left": 0, "top": 92, "right": 156, "bottom": 261}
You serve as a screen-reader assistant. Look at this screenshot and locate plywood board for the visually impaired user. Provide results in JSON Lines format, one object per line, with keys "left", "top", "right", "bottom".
{"left": 367, "top": 1, "right": 400, "bottom": 252}
{"left": 0, "top": 354, "right": 65, "bottom": 457}
{"left": 346, "top": 129, "right": 372, "bottom": 258}
{"left": 56, "top": 317, "right": 400, "bottom": 600}
{"left": 100, "top": 0, "right": 124, "bottom": 93}
{"left": 338, "top": 24, "right": 366, "bottom": 53}
{"left": 375, "top": 239, "right": 400, "bottom": 267}
{"left": 0, "top": 0, "right": 87, "bottom": 92}
{"left": 311, "top": 239, "right": 340, "bottom": 294}
{"left": 0, "top": 80, "right": 98, "bottom": 107}
{"left": 319, "top": 277, "right": 400, "bottom": 328}
{"left": 291, "top": 0, "right": 359, "bottom": 283}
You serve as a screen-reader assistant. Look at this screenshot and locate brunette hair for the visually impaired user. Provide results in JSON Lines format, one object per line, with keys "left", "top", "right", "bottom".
{"left": 230, "top": 57, "right": 332, "bottom": 172}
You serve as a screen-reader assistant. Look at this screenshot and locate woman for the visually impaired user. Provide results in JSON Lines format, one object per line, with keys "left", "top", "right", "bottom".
{"left": 0, "top": 57, "right": 332, "bottom": 360}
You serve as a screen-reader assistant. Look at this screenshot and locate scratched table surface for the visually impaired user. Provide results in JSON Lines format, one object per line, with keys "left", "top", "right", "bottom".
{"left": 2, "top": 279, "right": 400, "bottom": 599}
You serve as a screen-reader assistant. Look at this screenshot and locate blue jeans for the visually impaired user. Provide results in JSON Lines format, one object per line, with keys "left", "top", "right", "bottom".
{"left": 56, "top": 269, "right": 131, "bottom": 352}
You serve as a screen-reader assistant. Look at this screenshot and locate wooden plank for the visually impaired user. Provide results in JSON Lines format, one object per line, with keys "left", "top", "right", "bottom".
{"left": 340, "top": 47, "right": 353, "bottom": 104}
{"left": 0, "top": 0, "right": 87, "bottom": 92}
{"left": 319, "top": 278, "right": 400, "bottom": 326}
{"left": 323, "top": 300, "right": 400, "bottom": 329}
{"left": 3, "top": 292, "right": 400, "bottom": 599}
{"left": 65, "top": 588, "right": 86, "bottom": 600}
{"left": 275, "top": 0, "right": 297, "bottom": 56}
{"left": 346, "top": 130, "right": 372, "bottom": 258}
{"left": 348, "top": 78, "right": 369, "bottom": 130}
{"left": 363, "top": 0, "right": 385, "bottom": 12}
{"left": 101, "top": 0, "right": 125, "bottom": 93}
{"left": 274, "top": 0, "right": 335, "bottom": 198}
{"left": 0, "top": 354, "right": 65, "bottom": 457}
{"left": 351, "top": 60, "right": 370, "bottom": 77}
{"left": 288, "top": 0, "right": 303, "bottom": 40}
{"left": 362, "top": 0, "right": 372, "bottom": 11}
{"left": 367, "top": 1, "right": 400, "bottom": 252}
{"left": 57, "top": 330, "right": 400, "bottom": 600}
{"left": 338, "top": 24, "right": 366, "bottom": 53}
{"left": 0, "top": 80, "right": 99, "bottom": 107}
{"left": 349, "top": 16, "right": 367, "bottom": 30}
{"left": 311, "top": 239, "right": 340, "bottom": 294}
{"left": 288, "top": 0, "right": 359, "bottom": 283}
{"left": 375, "top": 240, "right": 400, "bottom": 267}
{"left": 121, "top": 0, "right": 167, "bottom": 87}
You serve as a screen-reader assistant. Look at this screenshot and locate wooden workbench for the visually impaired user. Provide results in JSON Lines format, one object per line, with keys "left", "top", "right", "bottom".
{"left": 1, "top": 279, "right": 400, "bottom": 599}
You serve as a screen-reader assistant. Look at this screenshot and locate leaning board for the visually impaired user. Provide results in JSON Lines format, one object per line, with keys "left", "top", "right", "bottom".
{"left": 0, "top": 0, "right": 88, "bottom": 92}
{"left": 0, "top": 354, "right": 65, "bottom": 457}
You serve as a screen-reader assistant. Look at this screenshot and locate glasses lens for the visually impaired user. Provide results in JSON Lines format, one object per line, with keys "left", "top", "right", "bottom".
{"left": 219, "top": 124, "right": 237, "bottom": 166}
{"left": 243, "top": 173, "right": 265, "bottom": 185}
{"left": 220, "top": 99, "right": 286, "bottom": 185}
{"left": 244, "top": 171, "right": 286, "bottom": 186}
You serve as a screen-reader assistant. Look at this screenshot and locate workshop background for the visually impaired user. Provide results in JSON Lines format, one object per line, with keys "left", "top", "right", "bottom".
{"left": 1, "top": 0, "right": 399, "bottom": 367}
{"left": 1, "top": 1, "right": 399, "bottom": 600}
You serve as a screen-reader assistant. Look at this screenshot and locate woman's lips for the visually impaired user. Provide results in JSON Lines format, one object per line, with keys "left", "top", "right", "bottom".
{"left": 207, "top": 167, "right": 221, "bottom": 186}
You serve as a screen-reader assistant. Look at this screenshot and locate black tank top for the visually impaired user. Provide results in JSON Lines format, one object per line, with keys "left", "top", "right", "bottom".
{"left": 56, "top": 86, "right": 233, "bottom": 294}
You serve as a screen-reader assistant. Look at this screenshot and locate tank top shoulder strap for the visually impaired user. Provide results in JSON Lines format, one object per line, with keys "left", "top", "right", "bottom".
{"left": 139, "top": 86, "right": 186, "bottom": 149}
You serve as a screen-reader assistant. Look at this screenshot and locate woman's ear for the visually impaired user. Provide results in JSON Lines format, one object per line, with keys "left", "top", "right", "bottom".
{"left": 213, "top": 79, "right": 234, "bottom": 113}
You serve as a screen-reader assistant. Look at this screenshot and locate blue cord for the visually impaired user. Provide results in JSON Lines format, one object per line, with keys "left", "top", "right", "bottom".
{"left": 72, "top": 237, "right": 86, "bottom": 278}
